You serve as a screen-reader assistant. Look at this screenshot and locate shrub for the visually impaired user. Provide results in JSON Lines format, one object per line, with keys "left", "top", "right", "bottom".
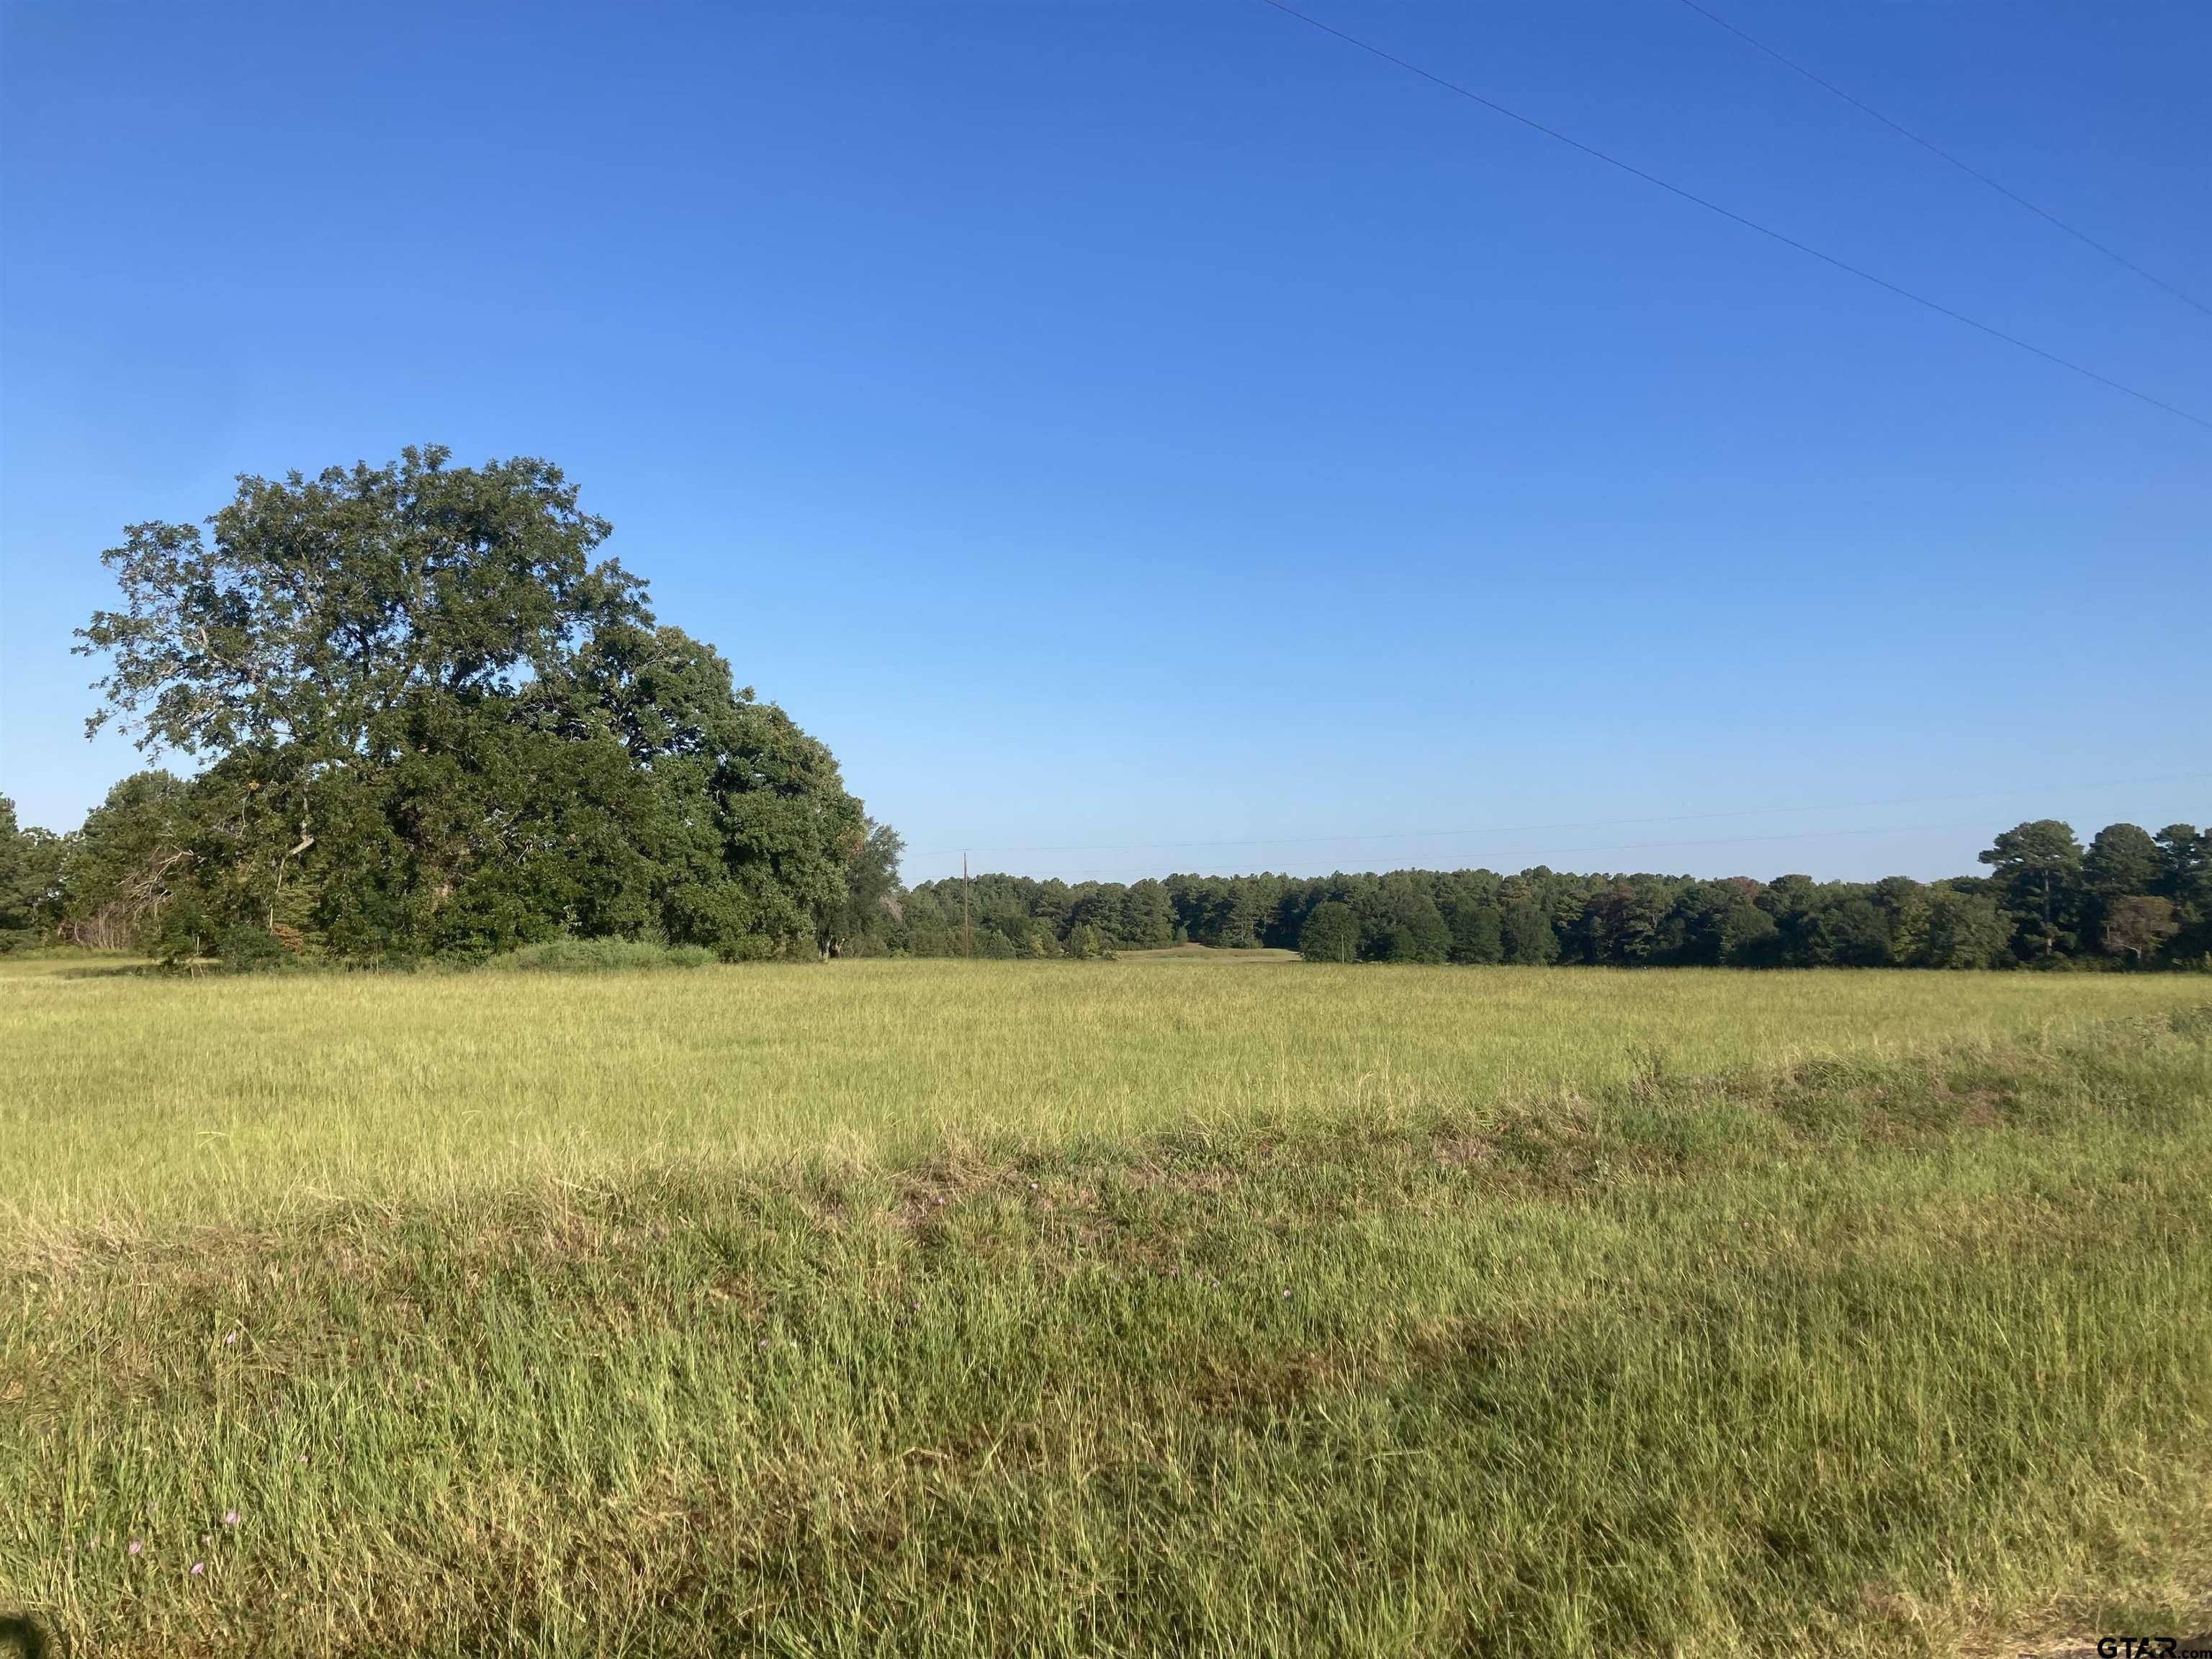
{"left": 217, "top": 925, "right": 297, "bottom": 971}
{"left": 487, "top": 939, "right": 716, "bottom": 973}
{"left": 1298, "top": 902, "right": 1360, "bottom": 963}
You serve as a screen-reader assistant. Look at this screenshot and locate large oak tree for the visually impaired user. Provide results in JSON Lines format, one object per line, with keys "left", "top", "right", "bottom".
{"left": 75, "top": 446, "right": 885, "bottom": 962}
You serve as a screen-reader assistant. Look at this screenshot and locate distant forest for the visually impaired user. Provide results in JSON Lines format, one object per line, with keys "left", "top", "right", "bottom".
{"left": 894, "top": 819, "right": 2211, "bottom": 971}
{"left": 10, "top": 794, "right": 2205, "bottom": 971}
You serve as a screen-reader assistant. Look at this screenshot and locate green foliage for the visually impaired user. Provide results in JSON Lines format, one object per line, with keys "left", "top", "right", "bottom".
{"left": 1441, "top": 881, "right": 1506, "bottom": 963}
{"left": 1979, "top": 819, "right": 2085, "bottom": 962}
{"left": 50, "top": 770, "right": 199, "bottom": 950}
{"left": 2154, "top": 824, "right": 2212, "bottom": 963}
{"left": 1120, "top": 880, "right": 1177, "bottom": 950}
{"left": 1500, "top": 897, "right": 1560, "bottom": 966}
{"left": 2085, "top": 822, "right": 2161, "bottom": 902}
{"left": 77, "top": 446, "right": 642, "bottom": 760}
{"left": 215, "top": 922, "right": 298, "bottom": 971}
{"left": 1061, "top": 922, "right": 1112, "bottom": 961}
{"left": 0, "top": 796, "right": 63, "bottom": 951}
{"left": 487, "top": 938, "right": 716, "bottom": 972}
{"left": 1369, "top": 876, "right": 1451, "bottom": 963}
{"left": 62, "top": 449, "right": 886, "bottom": 965}
{"left": 1809, "top": 896, "right": 1894, "bottom": 967}
{"left": 1912, "top": 886, "right": 2013, "bottom": 970}
{"left": 881, "top": 818, "right": 2207, "bottom": 973}
{"left": 1296, "top": 900, "right": 1360, "bottom": 962}
{"left": 823, "top": 819, "right": 906, "bottom": 958}
{"left": 2100, "top": 894, "right": 2180, "bottom": 966}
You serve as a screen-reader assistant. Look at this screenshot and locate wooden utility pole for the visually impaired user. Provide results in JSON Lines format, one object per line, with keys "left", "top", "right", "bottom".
{"left": 961, "top": 852, "right": 971, "bottom": 959}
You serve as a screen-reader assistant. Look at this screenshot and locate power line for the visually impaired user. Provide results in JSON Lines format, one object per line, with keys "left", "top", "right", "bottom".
{"left": 904, "top": 770, "right": 2209, "bottom": 862}
{"left": 1250, "top": 0, "right": 2211, "bottom": 432}
{"left": 1673, "top": 0, "right": 2211, "bottom": 320}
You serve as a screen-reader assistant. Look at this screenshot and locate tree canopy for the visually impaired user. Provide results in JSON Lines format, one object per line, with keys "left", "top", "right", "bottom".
{"left": 35, "top": 447, "right": 894, "bottom": 964}
{"left": 875, "top": 819, "right": 2208, "bottom": 972}
{"left": 0, "top": 797, "right": 63, "bottom": 953}
{"left": 1297, "top": 902, "right": 1360, "bottom": 963}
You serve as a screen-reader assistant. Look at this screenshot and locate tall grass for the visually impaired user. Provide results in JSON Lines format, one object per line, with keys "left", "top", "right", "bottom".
{"left": 6, "top": 958, "right": 2206, "bottom": 1229}
{"left": 3, "top": 960, "right": 2208, "bottom": 1655}
{"left": 482, "top": 939, "right": 717, "bottom": 974}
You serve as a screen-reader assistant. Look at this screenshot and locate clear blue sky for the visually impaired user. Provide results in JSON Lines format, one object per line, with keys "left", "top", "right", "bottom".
{"left": 3, "top": 1, "right": 2206, "bottom": 885}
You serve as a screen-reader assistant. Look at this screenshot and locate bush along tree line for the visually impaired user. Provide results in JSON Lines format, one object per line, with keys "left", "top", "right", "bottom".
{"left": 879, "top": 820, "right": 2211, "bottom": 969}
{"left": 0, "top": 447, "right": 903, "bottom": 966}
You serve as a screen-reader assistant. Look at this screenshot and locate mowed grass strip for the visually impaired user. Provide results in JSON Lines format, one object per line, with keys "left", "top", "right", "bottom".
{"left": 2, "top": 964, "right": 2208, "bottom": 1655}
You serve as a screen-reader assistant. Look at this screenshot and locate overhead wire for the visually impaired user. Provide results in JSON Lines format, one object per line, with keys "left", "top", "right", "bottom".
{"left": 1672, "top": 0, "right": 2211, "bottom": 319}
{"left": 1249, "top": 0, "right": 2210, "bottom": 431}
{"left": 905, "top": 14, "right": 2210, "bottom": 875}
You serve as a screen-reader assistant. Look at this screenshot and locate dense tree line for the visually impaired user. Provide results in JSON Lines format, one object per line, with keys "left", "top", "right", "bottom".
{"left": 881, "top": 819, "right": 2209, "bottom": 970}
{"left": 5, "top": 450, "right": 2202, "bottom": 976}
{"left": 9, "top": 773, "right": 2203, "bottom": 978}
{"left": 1, "top": 448, "right": 901, "bottom": 966}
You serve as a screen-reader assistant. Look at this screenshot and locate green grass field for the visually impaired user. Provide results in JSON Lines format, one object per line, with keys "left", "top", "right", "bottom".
{"left": 4, "top": 956, "right": 2209, "bottom": 1656}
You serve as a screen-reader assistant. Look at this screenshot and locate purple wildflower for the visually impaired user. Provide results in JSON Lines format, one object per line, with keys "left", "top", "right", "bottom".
{"left": 190, "top": 1561, "right": 205, "bottom": 1575}
{"left": 127, "top": 1539, "right": 143, "bottom": 1556}
{"left": 222, "top": 1511, "right": 240, "bottom": 1527}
